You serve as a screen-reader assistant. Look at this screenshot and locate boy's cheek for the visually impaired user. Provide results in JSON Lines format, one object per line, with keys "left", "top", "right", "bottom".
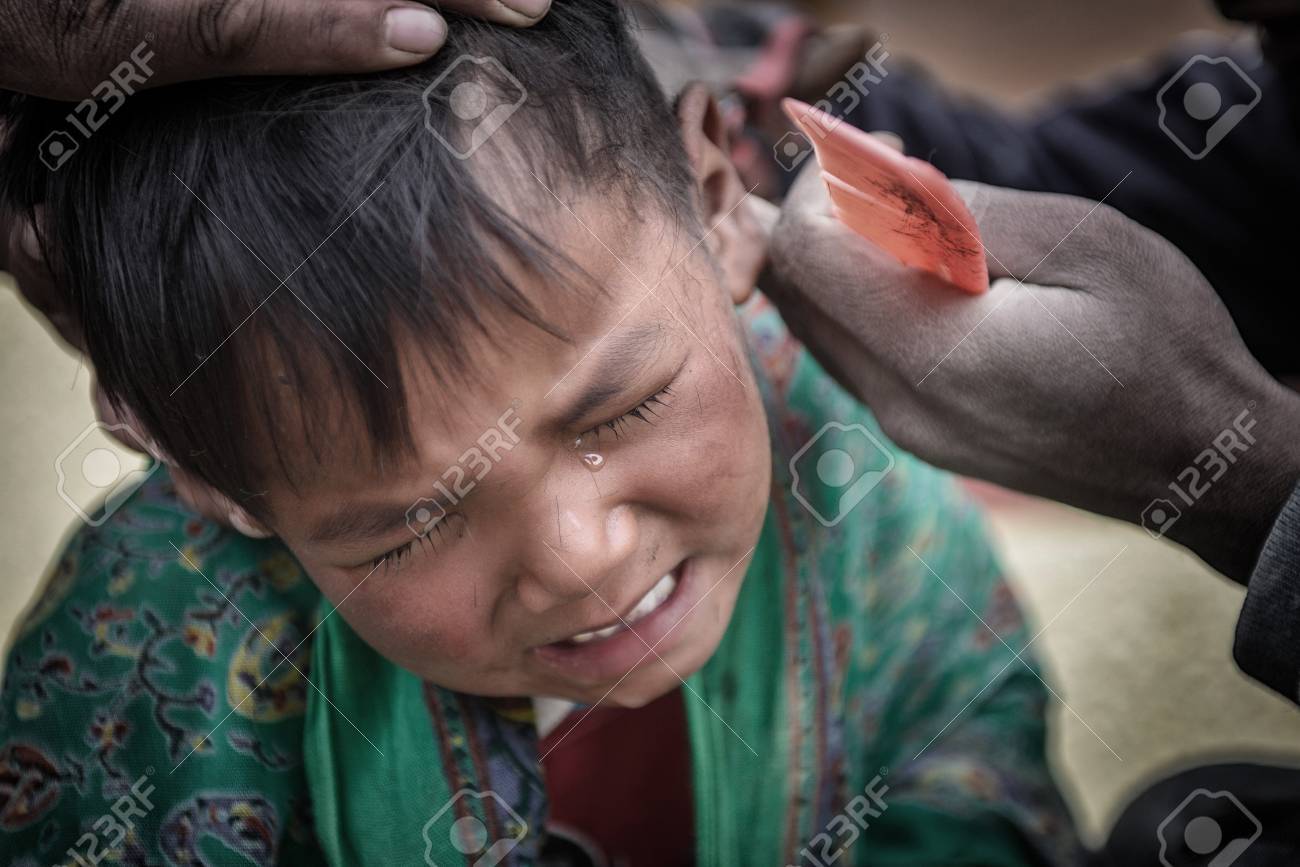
{"left": 294, "top": 563, "right": 498, "bottom": 666}
{"left": 345, "top": 601, "right": 495, "bottom": 673}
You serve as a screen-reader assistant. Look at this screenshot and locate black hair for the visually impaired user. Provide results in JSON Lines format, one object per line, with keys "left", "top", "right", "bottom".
{"left": 0, "top": 0, "right": 698, "bottom": 520}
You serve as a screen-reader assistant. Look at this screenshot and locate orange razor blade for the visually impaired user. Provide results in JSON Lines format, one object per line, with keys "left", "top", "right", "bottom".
{"left": 782, "top": 97, "right": 988, "bottom": 295}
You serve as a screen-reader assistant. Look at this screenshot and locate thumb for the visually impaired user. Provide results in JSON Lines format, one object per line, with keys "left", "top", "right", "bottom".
{"left": 778, "top": 129, "right": 903, "bottom": 221}
{"left": 771, "top": 137, "right": 978, "bottom": 320}
{"left": 952, "top": 180, "right": 1132, "bottom": 290}
{"left": 161, "top": 0, "right": 554, "bottom": 83}
{"left": 779, "top": 154, "right": 835, "bottom": 223}
{"left": 142, "top": 0, "right": 452, "bottom": 87}
{"left": 7, "top": 0, "right": 557, "bottom": 98}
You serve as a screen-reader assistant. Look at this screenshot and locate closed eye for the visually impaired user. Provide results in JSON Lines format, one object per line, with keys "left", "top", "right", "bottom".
{"left": 367, "top": 514, "right": 463, "bottom": 573}
{"left": 583, "top": 384, "right": 674, "bottom": 440}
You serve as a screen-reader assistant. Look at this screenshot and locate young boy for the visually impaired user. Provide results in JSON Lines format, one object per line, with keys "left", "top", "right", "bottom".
{"left": 0, "top": 2, "right": 1083, "bottom": 864}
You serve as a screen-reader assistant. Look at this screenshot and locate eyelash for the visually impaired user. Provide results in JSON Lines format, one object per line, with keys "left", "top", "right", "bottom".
{"left": 582, "top": 384, "right": 674, "bottom": 440}
{"left": 369, "top": 516, "right": 455, "bottom": 573}
{"left": 367, "top": 385, "right": 676, "bottom": 572}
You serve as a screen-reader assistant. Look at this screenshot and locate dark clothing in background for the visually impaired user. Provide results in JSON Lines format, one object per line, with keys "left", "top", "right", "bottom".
{"left": 1218, "top": 0, "right": 1300, "bottom": 98}
{"left": 1088, "top": 763, "right": 1300, "bottom": 867}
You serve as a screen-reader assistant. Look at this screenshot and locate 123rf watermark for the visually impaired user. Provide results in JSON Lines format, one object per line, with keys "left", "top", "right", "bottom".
{"left": 790, "top": 422, "right": 895, "bottom": 528}
{"left": 1142, "top": 407, "right": 1256, "bottom": 539}
{"left": 788, "top": 773, "right": 889, "bottom": 867}
{"left": 422, "top": 788, "right": 527, "bottom": 867}
{"left": 55, "top": 421, "right": 160, "bottom": 527}
{"left": 1156, "top": 787, "right": 1260, "bottom": 867}
{"left": 1156, "top": 54, "right": 1260, "bottom": 160}
{"left": 39, "top": 41, "right": 155, "bottom": 172}
{"left": 774, "top": 36, "right": 891, "bottom": 172}
{"left": 422, "top": 55, "right": 527, "bottom": 160}
{"left": 65, "top": 769, "right": 155, "bottom": 866}
{"left": 406, "top": 404, "right": 523, "bottom": 538}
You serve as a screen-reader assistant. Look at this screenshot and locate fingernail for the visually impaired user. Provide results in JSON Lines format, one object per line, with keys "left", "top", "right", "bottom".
{"left": 502, "top": 0, "right": 552, "bottom": 19}
{"left": 385, "top": 8, "right": 447, "bottom": 55}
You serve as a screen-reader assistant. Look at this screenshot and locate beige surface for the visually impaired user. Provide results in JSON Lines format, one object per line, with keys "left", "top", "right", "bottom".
{"left": 985, "top": 495, "right": 1300, "bottom": 842}
{"left": 1, "top": 275, "right": 92, "bottom": 648}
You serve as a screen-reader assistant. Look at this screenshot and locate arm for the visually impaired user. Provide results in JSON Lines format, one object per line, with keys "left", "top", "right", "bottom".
{"left": 1234, "top": 482, "right": 1300, "bottom": 703}
{"left": 767, "top": 30, "right": 1300, "bottom": 703}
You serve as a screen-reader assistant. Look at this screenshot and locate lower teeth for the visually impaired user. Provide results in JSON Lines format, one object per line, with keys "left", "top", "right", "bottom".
{"left": 567, "top": 571, "right": 677, "bottom": 644}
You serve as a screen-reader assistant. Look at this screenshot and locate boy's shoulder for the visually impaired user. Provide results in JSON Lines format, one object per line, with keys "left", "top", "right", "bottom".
{"left": 7, "top": 468, "right": 317, "bottom": 653}
{"left": 739, "top": 291, "right": 969, "bottom": 528}
{"left": 0, "top": 470, "right": 322, "bottom": 863}
{"left": 737, "top": 291, "right": 1000, "bottom": 602}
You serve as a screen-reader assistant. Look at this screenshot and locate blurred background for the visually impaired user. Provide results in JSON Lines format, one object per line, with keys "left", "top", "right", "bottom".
{"left": 3, "top": 0, "right": 1298, "bottom": 848}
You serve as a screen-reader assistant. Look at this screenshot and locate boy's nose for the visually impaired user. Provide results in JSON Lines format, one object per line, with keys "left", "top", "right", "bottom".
{"left": 516, "top": 502, "right": 639, "bottom": 614}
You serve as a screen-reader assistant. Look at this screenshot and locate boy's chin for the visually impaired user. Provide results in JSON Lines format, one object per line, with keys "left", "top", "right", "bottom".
{"left": 595, "top": 665, "right": 699, "bottom": 710}
{"left": 569, "top": 630, "right": 727, "bottom": 710}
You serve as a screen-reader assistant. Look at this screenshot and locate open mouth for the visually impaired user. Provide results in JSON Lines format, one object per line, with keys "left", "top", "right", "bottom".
{"left": 557, "top": 564, "right": 682, "bottom": 647}
{"left": 533, "top": 558, "right": 704, "bottom": 685}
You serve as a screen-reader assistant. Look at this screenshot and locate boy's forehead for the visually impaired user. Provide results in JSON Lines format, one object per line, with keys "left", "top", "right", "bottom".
{"left": 264, "top": 201, "right": 708, "bottom": 508}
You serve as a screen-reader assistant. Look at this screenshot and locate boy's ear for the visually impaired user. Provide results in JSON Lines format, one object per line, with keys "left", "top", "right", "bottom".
{"left": 675, "top": 83, "right": 769, "bottom": 305}
{"left": 95, "top": 386, "right": 274, "bottom": 538}
{"left": 224, "top": 500, "right": 274, "bottom": 539}
{"left": 167, "top": 464, "right": 274, "bottom": 539}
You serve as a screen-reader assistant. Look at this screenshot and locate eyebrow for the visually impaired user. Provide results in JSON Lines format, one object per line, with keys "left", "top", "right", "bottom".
{"left": 307, "top": 322, "right": 668, "bottom": 546}
{"left": 554, "top": 320, "right": 667, "bottom": 428}
{"left": 308, "top": 496, "right": 448, "bottom": 545}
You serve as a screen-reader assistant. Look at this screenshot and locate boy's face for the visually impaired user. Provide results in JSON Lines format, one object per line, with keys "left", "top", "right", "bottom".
{"left": 261, "top": 89, "right": 775, "bottom": 707}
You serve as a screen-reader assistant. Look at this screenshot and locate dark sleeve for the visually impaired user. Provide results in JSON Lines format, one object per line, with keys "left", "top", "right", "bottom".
{"left": 840, "top": 47, "right": 1300, "bottom": 375}
{"left": 1216, "top": 0, "right": 1300, "bottom": 81}
{"left": 1234, "top": 480, "right": 1300, "bottom": 703}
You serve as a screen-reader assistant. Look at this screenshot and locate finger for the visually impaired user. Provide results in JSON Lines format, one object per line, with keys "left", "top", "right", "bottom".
{"left": 778, "top": 121, "right": 900, "bottom": 211}
{"left": 138, "top": 0, "right": 453, "bottom": 87}
{"left": 775, "top": 154, "right": 977, "bottom": 314}
{"left": 869, "top": 130, "right": 903, "bottom": 153}
{"left": 779, "top": 154, "right": 835, "bottom": 220}
{"left": 437, "top": 0, "right": 553, "bottom": 26}
{"left": 770, "top": 169, "right": 996, "bottom": 330}
{"left": 768, "top": 168, "right": 1028, "bottom": 386}
{"left": 951, "top": 180, "right": 1140, "bottom": 290}
{"left": 777, "top": 130, "right": 901, "bottom": 224}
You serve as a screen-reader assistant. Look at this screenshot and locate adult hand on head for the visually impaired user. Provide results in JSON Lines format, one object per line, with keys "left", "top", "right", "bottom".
{"left": 762, "top": 158, "right": 1300, "bottom": 583}
{"left": 1, "top": 0, "right": 556, "bottom": 351}
{"left": 0, "top": 0, "right": 552, "bottom": 99}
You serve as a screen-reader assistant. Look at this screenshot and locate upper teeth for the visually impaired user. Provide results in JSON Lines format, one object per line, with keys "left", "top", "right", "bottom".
{"left": 567, "top": 572, "right": 677, "bottom": 644}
